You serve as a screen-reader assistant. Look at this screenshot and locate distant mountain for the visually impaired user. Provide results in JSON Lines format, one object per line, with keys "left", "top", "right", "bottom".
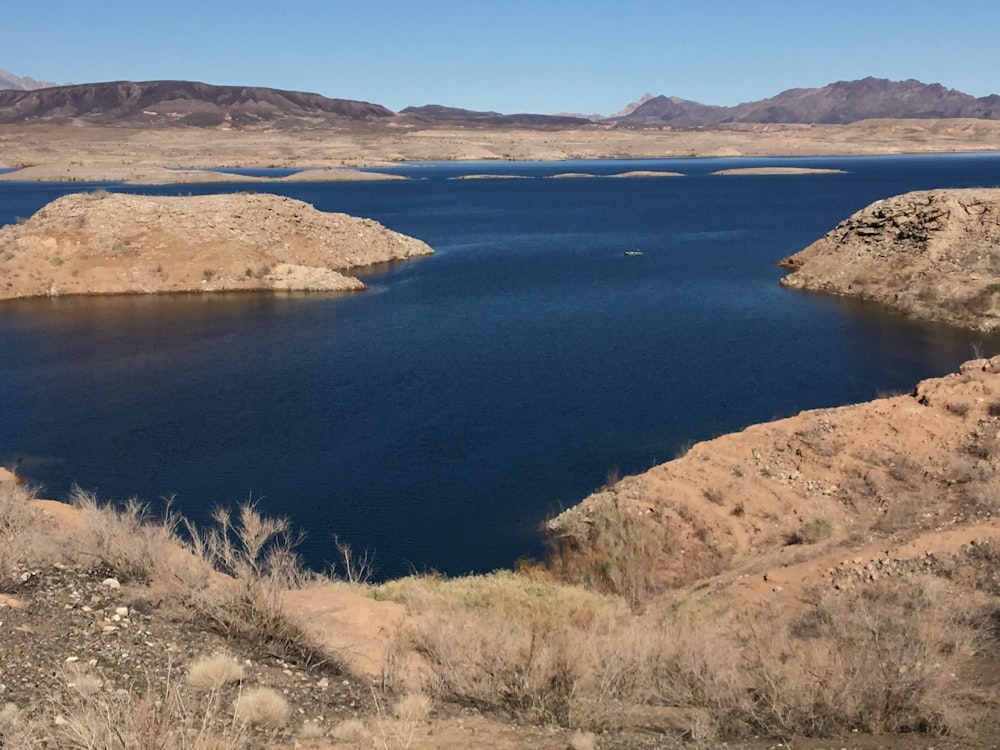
{"left": 399, "top": 104, "right": 593, "bottom": 128}
{"left": 0, "top": 68, "right": 60, "bottom": 91}
{"left": 619, "top": 78, "right": 1000, "bottom": 126}
{"left": 3, "top": 76, "right": 998, "bottom": 131}
{"left": 0, "top": 80, "right": 394, "bottom": 128}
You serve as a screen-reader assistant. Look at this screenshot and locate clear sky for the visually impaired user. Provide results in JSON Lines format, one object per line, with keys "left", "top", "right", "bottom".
{"left": 4, "top": 0, "right": 999, "bottom": 115}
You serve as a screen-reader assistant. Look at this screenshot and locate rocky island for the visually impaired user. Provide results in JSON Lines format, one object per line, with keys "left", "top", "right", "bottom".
{"left": 779, "top": 188, "right": 1000, "bottom": 330}
{"left": 0, "top": 191, "right": 433, "bottom": 300}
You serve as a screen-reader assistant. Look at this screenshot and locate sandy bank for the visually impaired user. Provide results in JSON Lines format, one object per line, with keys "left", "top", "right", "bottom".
{"left": 609, "top": 170, "right": 684, "bottom": 177}
{"left": 711, "top": 166, "right": 847, "bottom": 175}
{"left": 0, "top": 163, "right": 407, "bottom": 184}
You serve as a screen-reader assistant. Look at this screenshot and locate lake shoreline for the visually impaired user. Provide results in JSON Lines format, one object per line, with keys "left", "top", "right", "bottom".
{"left": 3, "top": 118, "right": 1000, "bottom": 180}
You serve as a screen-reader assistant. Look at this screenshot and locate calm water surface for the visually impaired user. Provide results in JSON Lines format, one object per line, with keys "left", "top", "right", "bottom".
{"left": 2, "top": 154, "right": 1000, "bottom": 577}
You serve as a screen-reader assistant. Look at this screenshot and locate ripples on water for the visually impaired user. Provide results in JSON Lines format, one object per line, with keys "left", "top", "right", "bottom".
{"left": 2, "top": 154, "right": 1000, "bottom": 577}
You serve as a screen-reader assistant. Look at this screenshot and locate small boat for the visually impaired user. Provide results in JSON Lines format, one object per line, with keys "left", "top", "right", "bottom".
{"left": 624, "top": 250, "right": 643, "bottom": 257}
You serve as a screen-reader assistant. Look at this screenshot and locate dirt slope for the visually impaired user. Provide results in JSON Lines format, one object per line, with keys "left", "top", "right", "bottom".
{"left": 0, "top": 191, "right": 433, "bottom": 300}
{"left": 779, "top": 188, "right": 1000, "bottom": 330}
{"left": 548, "top": 355, "right": 1000, "bottom": 598}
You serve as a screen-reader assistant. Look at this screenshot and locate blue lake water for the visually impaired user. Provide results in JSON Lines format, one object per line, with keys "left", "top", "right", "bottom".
{"left": 2, "top": 154, "right": 1000, "bottom": 578}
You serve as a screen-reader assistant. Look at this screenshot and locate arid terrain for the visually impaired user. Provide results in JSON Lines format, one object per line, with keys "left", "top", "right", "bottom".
{"left": 4, "top": 81, "right": 1000, "bottom": 746}
{"left": 2, "top": 118, "right": 1000, "bottom": 180}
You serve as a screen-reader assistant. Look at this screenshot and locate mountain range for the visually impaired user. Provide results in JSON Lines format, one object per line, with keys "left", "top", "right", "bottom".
{"left": 0, "top": 68, "right": 60, "bottom": 91}
{"left": 0, "top": 72, "right": 998, "bottom": 129}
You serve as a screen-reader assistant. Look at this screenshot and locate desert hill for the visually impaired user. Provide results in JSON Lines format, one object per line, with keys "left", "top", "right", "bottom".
{"left": 548, "top": 355, "right": 1000, "bottom": 600}
{"left": 0, "top": 191, "right": 433, "bottom": 299}
{"left": 0, "top": 79, "right": 393, "bottom": 129}
{"left": 779, "top": 188, "right": 1000, "bottom": 330}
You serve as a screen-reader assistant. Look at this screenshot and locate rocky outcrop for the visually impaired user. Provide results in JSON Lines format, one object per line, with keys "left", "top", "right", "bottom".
{"left": 778, "top": 188, "right": 1000, "bottom": 330}
{"left": 0, "top": 191, "right": 433, "bottom": 300}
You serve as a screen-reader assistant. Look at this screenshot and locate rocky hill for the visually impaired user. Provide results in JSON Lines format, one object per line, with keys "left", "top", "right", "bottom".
{"left": 0, "top": 80, "right": 394, "bottom": 128}
{"left": 621, "top": 77, "right": 1000, "bottom": 126}
{"left": 0, "top": 191, "right": 433, "bottom": 300}
{"left": 778, "top": 188, "right": 1000, "bottom": 330}
{"left": 548, "top": 354, "right": 1000, "bottom": 599}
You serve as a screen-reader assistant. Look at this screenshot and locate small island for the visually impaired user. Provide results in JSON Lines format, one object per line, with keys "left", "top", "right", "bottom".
{"left": 0, "top": 191, "right": 434, "bottom": 300}
{"left": 711, "top": 166, "right": 846, "bottom": 175}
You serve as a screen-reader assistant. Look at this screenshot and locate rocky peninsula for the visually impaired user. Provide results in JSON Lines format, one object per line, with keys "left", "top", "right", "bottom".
{"left": 0, "top": 191, "right": 433, "bottom": 300}
{"left": 779, "top": 188, "right": 1000, "bottom": 330}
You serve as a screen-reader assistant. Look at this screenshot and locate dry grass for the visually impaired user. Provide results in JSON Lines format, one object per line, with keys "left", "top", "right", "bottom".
{"left": 182, "top": 503, "right": 327, "bottom": 664}
{"left": 567, "top": 730, "right": 599, "bottom": 750}
{"left": 232, "top": 686, "right": 290, "bottom": 729}
{"left": 331, "top": 717, "right": 372, "bottom": 744}
{"left": 546, "top": 496, "right": 676, "bottom": 609}
{"left": 4, "top": 476, "right": 996, "bottom": 744}
{"left": 69, "top": 487, "right": 206, "bottom": 590}
{"left": 46, "top": 675, "right": 246, "bottom": 750}
{"left": 0, "top": 480, "right": 42, "bottom": 585}
{"left": 186, "top": 653, "right": 245, "bottom": 691}
{"left": 377, "top": 567, "right": 995, "bottom": 740}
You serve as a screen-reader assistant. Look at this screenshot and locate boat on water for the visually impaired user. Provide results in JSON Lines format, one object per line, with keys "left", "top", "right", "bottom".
{"left": 624, "top": 250, "right": 643, "bottom": 256}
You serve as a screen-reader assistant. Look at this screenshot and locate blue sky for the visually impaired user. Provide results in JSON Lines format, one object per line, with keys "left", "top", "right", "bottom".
{"left": 5, "top": 0, "right": 998, "bottom": 114}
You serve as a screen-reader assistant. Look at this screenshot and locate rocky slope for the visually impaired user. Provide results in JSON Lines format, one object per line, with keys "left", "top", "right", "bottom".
{"left": 548, "top": 355, "right": 1000, "bottom": 597}
{"left": 778, "top": 188, "right": 1000, "bottom": 330}
{"left": 0, "top": 191, "right": 433, "bottom": 300}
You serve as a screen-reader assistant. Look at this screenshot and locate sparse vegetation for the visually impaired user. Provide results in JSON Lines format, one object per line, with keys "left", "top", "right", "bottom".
{"left": 186, "top": 653, "right": 245, "bottom": 690}
{"left": 232, "top": 686, "right": 290, "bottom": 729}
{"left": 787, "top": 515, "right": 834, "bottom": 544}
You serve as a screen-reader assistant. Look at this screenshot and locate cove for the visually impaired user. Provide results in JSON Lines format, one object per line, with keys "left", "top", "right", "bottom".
{"left": 2, "top": 153, "right": 1000, "bottom": 578}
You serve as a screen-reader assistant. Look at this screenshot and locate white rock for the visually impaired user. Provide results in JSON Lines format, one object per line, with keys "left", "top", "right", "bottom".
{"left": 101, "top": 578, "right": 121, "bottom": 590}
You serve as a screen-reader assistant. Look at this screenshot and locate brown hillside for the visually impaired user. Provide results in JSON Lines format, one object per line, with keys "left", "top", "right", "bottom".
{"left": 548, "top": 355, "right": 1000, "bottom": 602}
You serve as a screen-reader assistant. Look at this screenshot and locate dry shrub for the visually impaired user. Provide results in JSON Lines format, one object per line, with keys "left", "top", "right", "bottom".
{"left": 232, "top": 687, "right": 290, "bottom": 729}
{"left": 393, "top": 692, "right": 432, "bottom": 722}
{"left": 331, "top": 717, "right": 372, "bottom": 744}
{"left": 416, "top": 603, "right": 579, "bottom": 724}
{"left": 68, "top": 487, "right": 202, "bottom": 588}
{"left": 567, "top": 730, "right": 598, "bottom": 750}
{"left": 0, "top": 702, "right": 35, "bottom": 748}
{"left": 396, "top": 569, "right": 991, "bottom": 740}
{"left": 734, "top": 577, "right": 987, "bottom": 738}
{"left": 182, "top": 503, "right": 323, "bottom": 662}
{"left": 69, "top": 493, "right": 325, "bottom": 665}
{"left": 545, "top": 496, "right": 677, "bottom": 609}
{"left": 47, "top": 677, "right": 245, "bottom": 750}
{"left": 0, "top": 480, "right": 43, "bottom": 585}
{"left": 380, "top": 572, "right": 622, "bottom": 726}
{"left": 186, "top": 653, "right": 245, "bottom": 691}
